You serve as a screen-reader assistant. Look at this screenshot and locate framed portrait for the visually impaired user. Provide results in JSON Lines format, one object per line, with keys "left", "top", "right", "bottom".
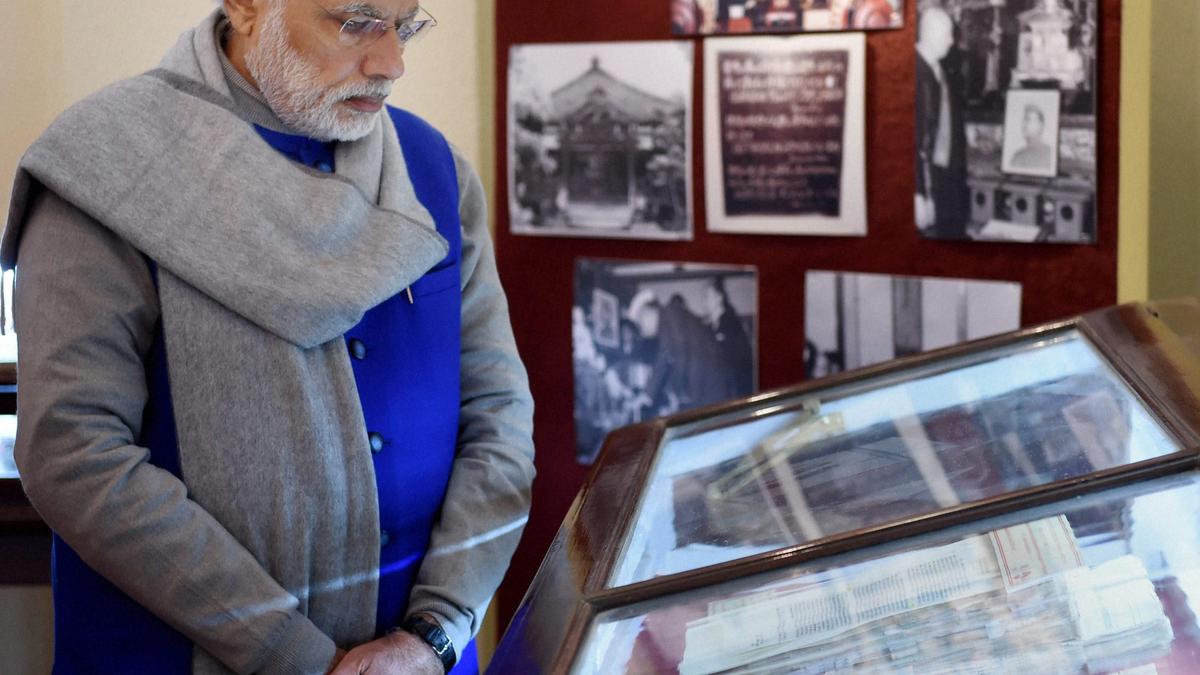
{"left": 1001, "top": 89, "right": 1061, "bottom": 179}
{"left": 591, "top": 288, "right": 620, "bottom": 350}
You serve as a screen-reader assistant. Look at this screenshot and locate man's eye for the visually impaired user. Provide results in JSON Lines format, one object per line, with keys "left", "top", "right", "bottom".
{"left": 342, "top": 18, "right": 379, "bottom": 35}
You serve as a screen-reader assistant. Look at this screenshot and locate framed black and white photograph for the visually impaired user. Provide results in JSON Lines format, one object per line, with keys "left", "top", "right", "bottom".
{"left": 914, "top": 0, "right": 1097, "bottom": 243}
{"left": 1001, "top": 89, "right": 1061, "bottom": 178}
{"left": 705, "top": 34, "right": 866, "bottom": 236}
{"left": 671, "top": 0, "right": 904, "bottom": 36}
{"left": 574, "top": 259, "right": 758, "bottom": 464}
{"left": 509, "top": 41, "right": 694, "bottom": 241}
{"left": 804, "top": 270, "right": 1021, "bottom": 379}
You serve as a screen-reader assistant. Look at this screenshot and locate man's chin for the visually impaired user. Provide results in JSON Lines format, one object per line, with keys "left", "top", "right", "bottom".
{"left": 315, "top": 109, "right": 381, "bottom": 142}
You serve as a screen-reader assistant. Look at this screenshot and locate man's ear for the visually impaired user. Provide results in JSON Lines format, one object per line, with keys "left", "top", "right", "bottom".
{"left": 224, "top": 0, "right": 264, "bottom": 38}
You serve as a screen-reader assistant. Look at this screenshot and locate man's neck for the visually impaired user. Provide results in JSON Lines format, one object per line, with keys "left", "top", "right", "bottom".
{"left": 222, "top": 21, "right": 261, "bottom": 93}
{"left": 216, "top": 18, "right": 300, "bottom": 135}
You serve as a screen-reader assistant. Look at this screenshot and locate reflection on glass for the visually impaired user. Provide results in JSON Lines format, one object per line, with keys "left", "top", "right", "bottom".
{"left": 579, "top": 473, "right": 1200, "bottom": 674}
{"left": 611, "top": 331, "right": 1181, "bottom": 588}
{"left": 0, "top": 414, "right": 16, "bottom": 478}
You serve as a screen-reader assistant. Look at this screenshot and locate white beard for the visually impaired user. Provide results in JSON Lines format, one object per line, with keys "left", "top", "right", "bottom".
{"left": 245, "top": 3, "right": 392, "bottom": 142}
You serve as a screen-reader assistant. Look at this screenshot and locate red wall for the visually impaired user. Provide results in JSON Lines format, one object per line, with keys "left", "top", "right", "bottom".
{"left": 492, "top": 0, "right": 1122, "bottom": 628}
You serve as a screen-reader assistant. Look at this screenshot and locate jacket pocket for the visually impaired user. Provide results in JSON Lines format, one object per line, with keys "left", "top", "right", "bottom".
{"left": 411, "top": 261, "right": 460, "bottom": 298}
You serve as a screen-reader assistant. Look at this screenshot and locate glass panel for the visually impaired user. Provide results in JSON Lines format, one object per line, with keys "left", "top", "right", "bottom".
{"left": 578, "top": 471, "right": 1200, "bottom": 674}
{"left": 611, "top": 330, "right": 1181, "bottom": 587}
{"left": 0, "top": 414, "right": 16, "bottom": 478}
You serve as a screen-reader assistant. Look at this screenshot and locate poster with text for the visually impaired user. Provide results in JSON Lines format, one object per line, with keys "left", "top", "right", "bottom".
{"left": 671, "top": 0, "right": 903, "bottom": 36}
{"left": 705, "top": 34, "right": 866, "bottom": 236}
{"left": 509, "top": 41, "right": 695, "bottom": 241}
{"left": 574, "top": 259, "right": 758, "bottom": 463}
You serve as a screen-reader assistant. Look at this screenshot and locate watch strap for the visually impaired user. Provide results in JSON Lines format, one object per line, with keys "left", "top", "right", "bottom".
{"left": 399, "top": 615, "right": 456, "bottom": 673}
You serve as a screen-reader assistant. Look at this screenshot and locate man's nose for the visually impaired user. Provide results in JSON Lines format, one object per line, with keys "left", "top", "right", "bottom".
{"left": 362, "top": 34, "right": 406, "bottom": 81}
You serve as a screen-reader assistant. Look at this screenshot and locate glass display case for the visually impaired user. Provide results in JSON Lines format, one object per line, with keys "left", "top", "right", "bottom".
{"left": 489, "top": 300, "right": 1200, "bottom": 674}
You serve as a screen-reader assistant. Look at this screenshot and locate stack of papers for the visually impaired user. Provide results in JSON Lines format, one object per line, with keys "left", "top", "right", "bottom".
{"left": 677, "top": 516, "right": 1173, "bottom": 675}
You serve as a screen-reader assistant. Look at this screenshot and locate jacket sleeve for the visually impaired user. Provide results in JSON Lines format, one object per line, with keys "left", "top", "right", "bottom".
{"left": 405, "top": 149, "right": 537, "bottom": 652}
{"left": 12, "top": 186, "right": 337, "bottom": 675}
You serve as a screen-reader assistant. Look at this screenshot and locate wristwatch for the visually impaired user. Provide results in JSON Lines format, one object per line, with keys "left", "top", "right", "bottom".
{"left": 399, "top": 614, "right": 456, "bottom": 673}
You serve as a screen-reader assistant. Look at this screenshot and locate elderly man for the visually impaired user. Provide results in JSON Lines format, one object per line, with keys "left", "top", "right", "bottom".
{"left": 2, "top": 1, "right": 535, "bottom": 674}
{"left": 914, "top": 6, "right": 968, "bottom": 239}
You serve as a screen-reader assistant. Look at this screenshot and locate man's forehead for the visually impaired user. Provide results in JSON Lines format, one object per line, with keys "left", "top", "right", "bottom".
{"left": 328, "top": 0, "right": 421, "bottom": 19}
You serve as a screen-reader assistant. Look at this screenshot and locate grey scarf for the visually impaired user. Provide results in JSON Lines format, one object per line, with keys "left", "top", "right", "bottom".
{"left": 3, "top": 9, "right": 447, "bottom": 673}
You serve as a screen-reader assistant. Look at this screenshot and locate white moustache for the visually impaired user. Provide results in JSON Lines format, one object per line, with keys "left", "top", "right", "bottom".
{"left": 335, "top": 84, "right": 394, "bottom": 102}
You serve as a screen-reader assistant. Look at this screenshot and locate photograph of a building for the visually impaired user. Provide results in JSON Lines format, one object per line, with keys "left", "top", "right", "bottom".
{"left": 509, "top": 42, "right": 694, "bottom": 240}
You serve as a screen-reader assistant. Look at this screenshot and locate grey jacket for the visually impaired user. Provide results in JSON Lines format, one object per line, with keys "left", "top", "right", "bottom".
{"left": 3, "top": 11, "right": 534, "bottom": 675}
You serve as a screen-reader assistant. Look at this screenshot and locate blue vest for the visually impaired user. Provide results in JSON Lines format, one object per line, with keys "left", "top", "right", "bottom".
{"left": 48, "top": 108, "right": 476, "bottom": 674}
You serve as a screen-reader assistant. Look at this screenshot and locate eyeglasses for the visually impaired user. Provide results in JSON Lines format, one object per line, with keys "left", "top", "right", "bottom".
{"left": 307, "top": 0, "right": 438, "bottom": 49}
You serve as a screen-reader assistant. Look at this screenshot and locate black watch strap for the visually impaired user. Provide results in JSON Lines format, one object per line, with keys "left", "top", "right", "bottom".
{"left": 399, "top": 615, "right": 456, "bottom": 673}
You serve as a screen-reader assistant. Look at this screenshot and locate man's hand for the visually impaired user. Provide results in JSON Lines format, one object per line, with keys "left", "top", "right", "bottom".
{"left": 915, "top": 193, "right": 937, "bottom": 230}
{"left": 329, "top": 631, "right": 442, "bottom": 675}
{"left": 327, "top": 648, "right": 348, "bottom": 674}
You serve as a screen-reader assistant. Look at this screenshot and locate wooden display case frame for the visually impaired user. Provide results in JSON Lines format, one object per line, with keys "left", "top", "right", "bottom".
{"left": 490, "top": 299, "right": 1200, "bottom": 674}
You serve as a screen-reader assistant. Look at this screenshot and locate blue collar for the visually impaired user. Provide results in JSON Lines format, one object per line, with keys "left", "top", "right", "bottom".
{"left": 253, "top": 125, "right": 336, "bottom": 173}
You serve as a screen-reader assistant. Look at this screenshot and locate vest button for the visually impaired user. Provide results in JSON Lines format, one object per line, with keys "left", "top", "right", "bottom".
{"left": 348, "top": 338, "right": 368, "bottom": 361}
{"left": 380, "top": 530, "right": 390, "bottom": 547}
{"left": 368, "top": 432, "right": 385, "bottom": 454}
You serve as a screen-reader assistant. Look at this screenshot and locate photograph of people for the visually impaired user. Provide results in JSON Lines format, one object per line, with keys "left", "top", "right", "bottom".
{"left": 573, "top": 260, "right": 757, "bottom": 464}
{"left": 848, "top": 0, "right": 898, "bottom": 28}
{"left": 1002, "top": 90, "right": 1062, "bottom": 178}
{"left": 914, "top": 6, "right": 969, "bottom": 239}
{"left": 912, "top": 0, "right": 1097, "bottom": 243}
{"left": 671, "top": 0, "right": 902, "bottom": 34}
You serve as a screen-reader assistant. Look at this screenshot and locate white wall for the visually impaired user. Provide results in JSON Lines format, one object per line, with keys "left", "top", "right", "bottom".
{"left": 1147, "top": 0, "right": 1200, "bottom": 300}
{"left": 0, "top": 2, "right": 66, "bottom": 220}
{"left": 391, "top": 0, "right": 495, "bottom": 198}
